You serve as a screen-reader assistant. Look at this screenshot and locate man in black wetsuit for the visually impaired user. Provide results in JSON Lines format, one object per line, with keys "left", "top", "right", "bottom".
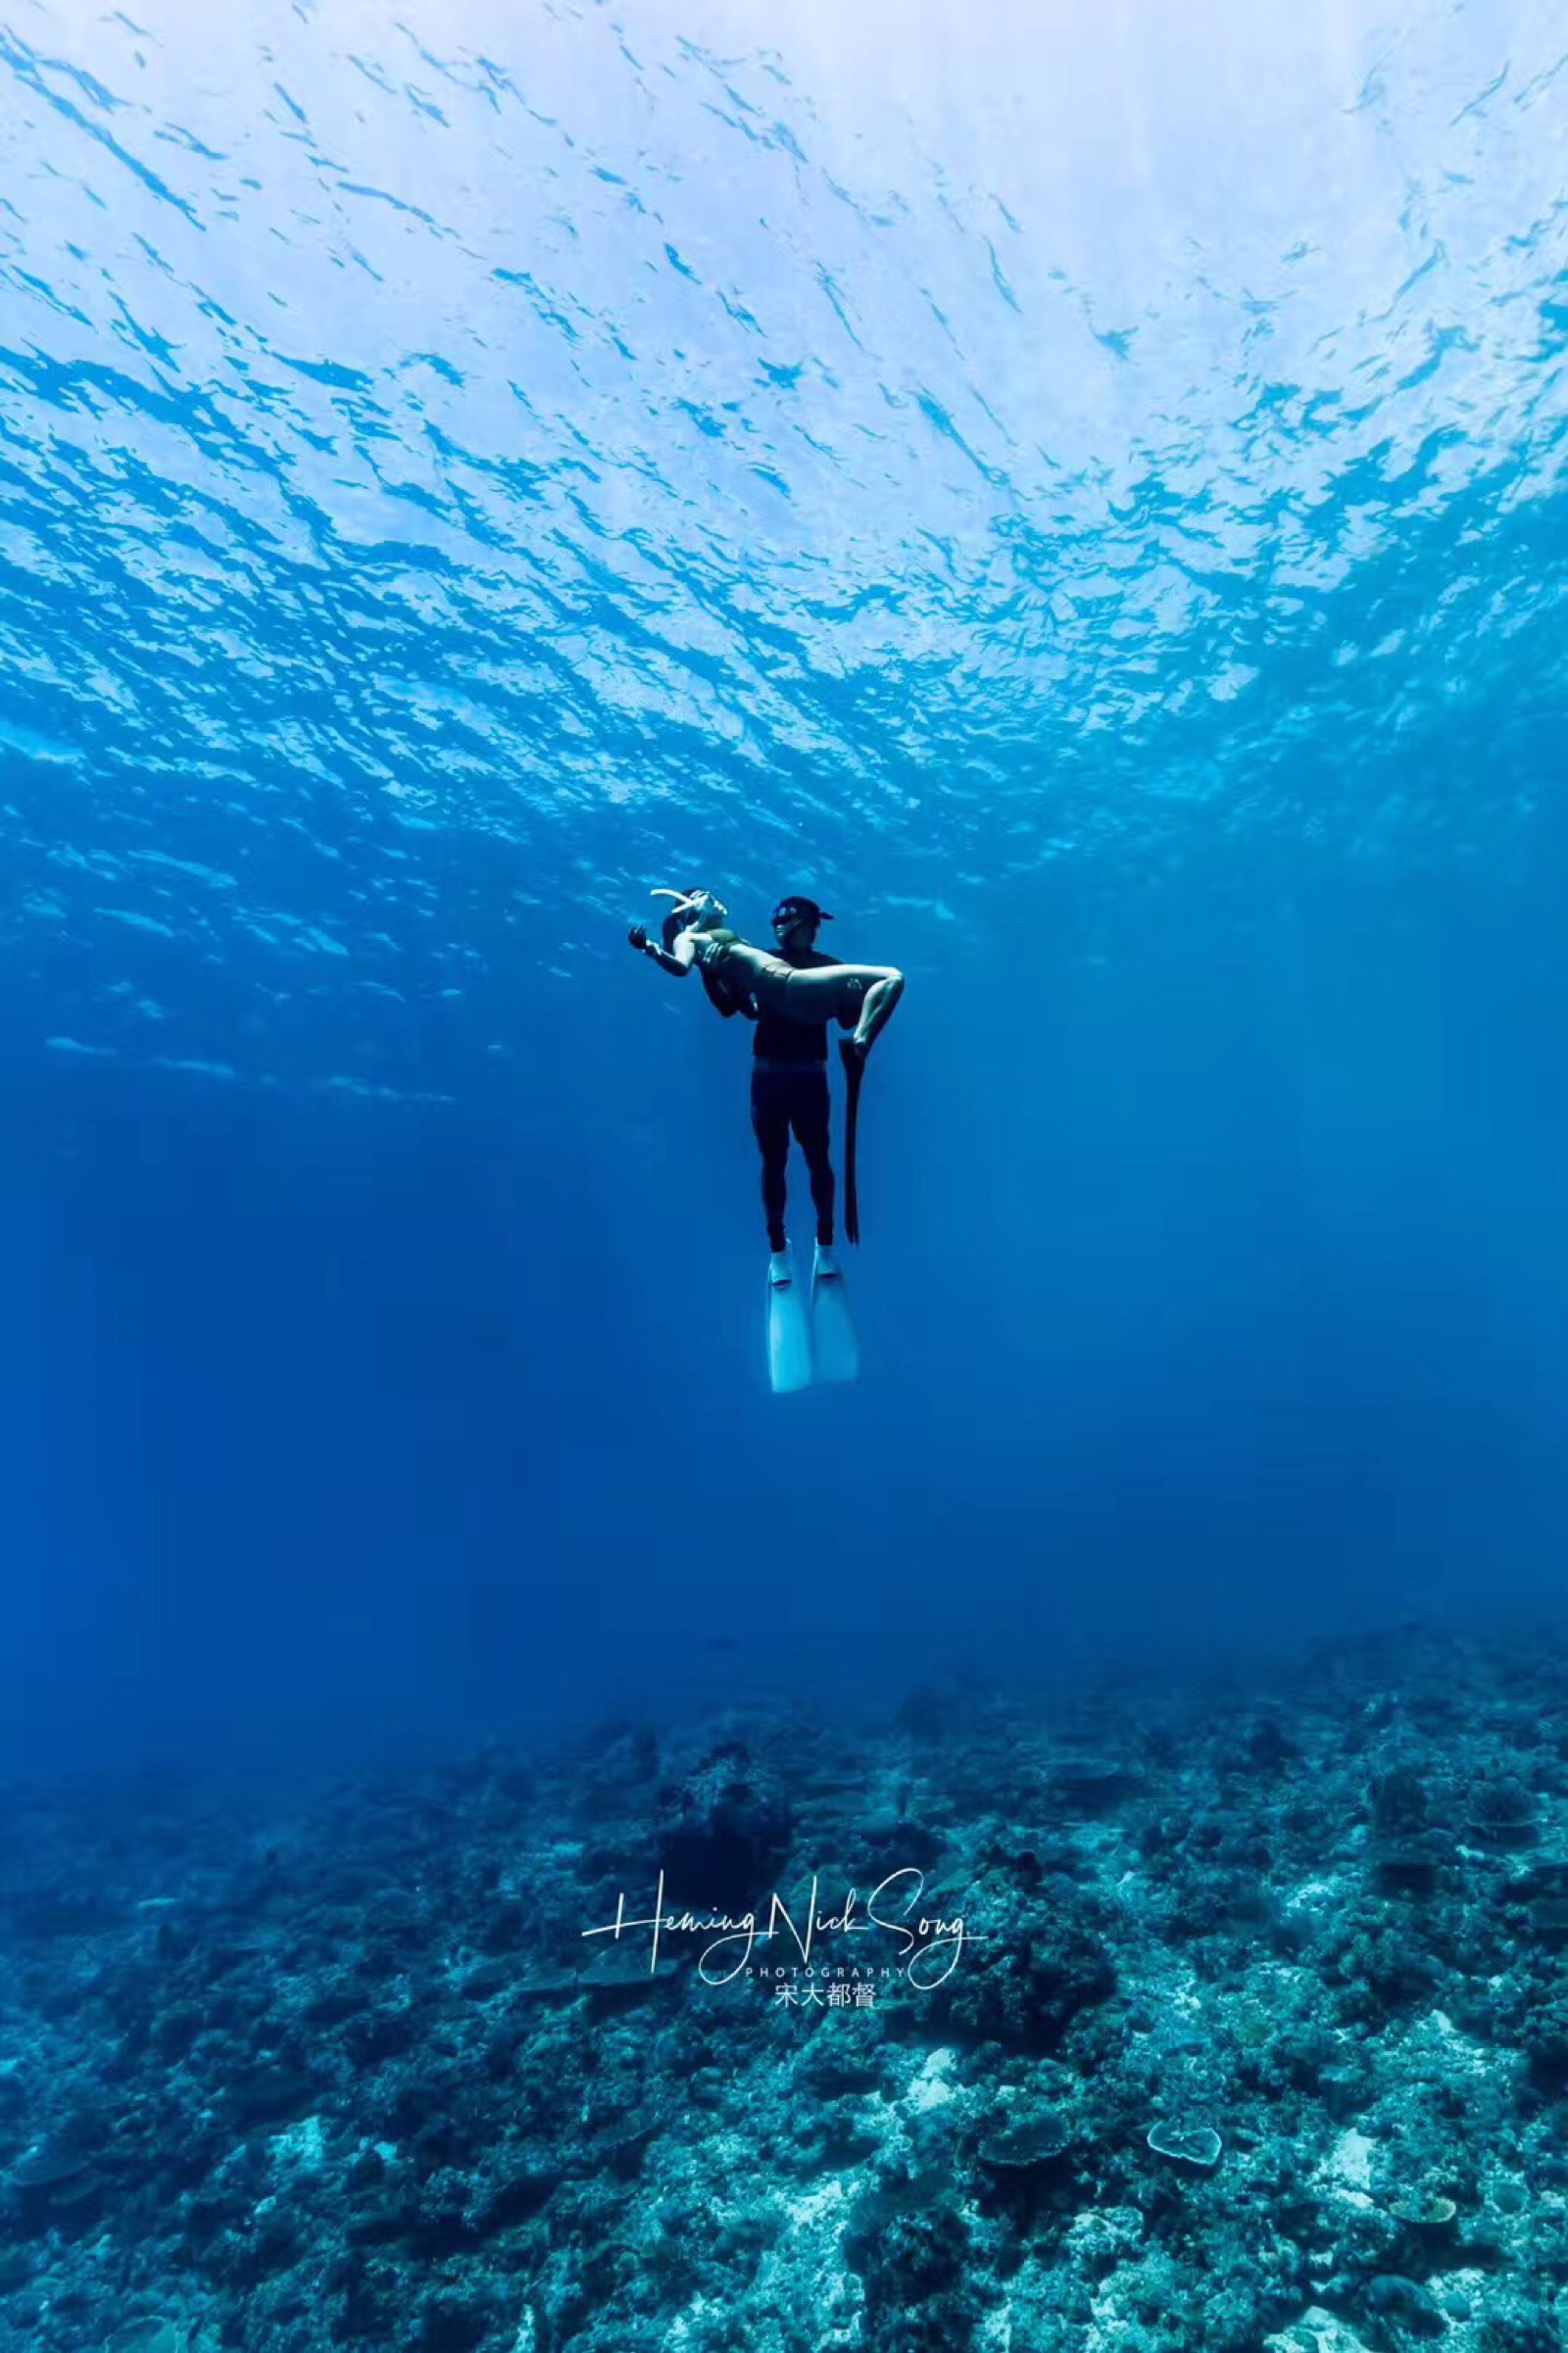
{"left": 628, "top": 892, "right": 842, "bottom": 1260}
{"left": 747, "top": 895, "right": 839, "bottom": 1261}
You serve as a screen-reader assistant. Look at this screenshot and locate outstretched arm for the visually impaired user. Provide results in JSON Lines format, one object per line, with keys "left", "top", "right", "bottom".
{"left": 628, "top": 923, "right": 691, "bottom": 977}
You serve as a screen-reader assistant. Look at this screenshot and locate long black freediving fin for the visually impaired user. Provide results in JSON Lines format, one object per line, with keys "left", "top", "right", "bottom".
{"left": 839, "top": 1038, "right": 865, "bottom": 1246}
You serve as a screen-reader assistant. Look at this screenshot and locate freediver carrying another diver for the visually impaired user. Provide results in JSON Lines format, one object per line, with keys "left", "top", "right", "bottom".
{"left": 629, "top": 887, "right": 905, "bottom": 1392}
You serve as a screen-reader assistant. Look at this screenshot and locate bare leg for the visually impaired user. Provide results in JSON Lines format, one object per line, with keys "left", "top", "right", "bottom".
{"left": 726, "top": 947, "right": 906, "bottom": 1051}
{"left": 850, "top": 968, "right": 904, "bottom": 1055}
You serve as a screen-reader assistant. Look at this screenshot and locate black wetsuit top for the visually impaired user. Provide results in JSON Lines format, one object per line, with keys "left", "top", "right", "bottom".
{"left": 751, "top": 943, "right": 837, "bottom": 1063}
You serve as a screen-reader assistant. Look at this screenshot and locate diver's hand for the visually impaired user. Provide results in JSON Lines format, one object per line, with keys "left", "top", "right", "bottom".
{"left": 840, "top": 1036, "right": 868, "bottom": 1070}
{"left": 628, "top": 923, "right": 651, "bottom": 954}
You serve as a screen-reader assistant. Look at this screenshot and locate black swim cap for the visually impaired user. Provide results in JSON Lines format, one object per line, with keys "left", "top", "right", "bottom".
{"left": 772, "top": 895, "right": 833, "bottom": 925}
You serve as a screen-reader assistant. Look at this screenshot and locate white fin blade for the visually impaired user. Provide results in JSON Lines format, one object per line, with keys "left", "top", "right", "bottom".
{"left": 767, "top": 1255, "right": 814, "bottom": 1393}
{"left": 809, "top": 1250, "right": 860, "bottom": 1384}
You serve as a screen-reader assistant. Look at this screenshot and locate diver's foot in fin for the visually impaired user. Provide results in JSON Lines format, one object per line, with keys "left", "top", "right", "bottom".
{"left": 809, "top": 1242, "right": 860, "bottom": 1384}
{"left": 767, "top": 1248, "right": 813, "bottom": 1393}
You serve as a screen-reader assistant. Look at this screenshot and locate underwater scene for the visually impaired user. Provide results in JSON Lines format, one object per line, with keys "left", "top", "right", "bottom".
{"left": 4, "top": 0, "right": 1568, "bottom": 2346}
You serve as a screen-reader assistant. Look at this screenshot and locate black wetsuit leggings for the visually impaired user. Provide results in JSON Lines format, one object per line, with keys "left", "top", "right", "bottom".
{"left": 751, "top": 1067, "right": 834, "bottom": 1254}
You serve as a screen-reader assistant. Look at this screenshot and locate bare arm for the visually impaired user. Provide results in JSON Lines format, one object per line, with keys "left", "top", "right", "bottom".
{"left": 628, "top": 924, "right": 691, "bottom": 976}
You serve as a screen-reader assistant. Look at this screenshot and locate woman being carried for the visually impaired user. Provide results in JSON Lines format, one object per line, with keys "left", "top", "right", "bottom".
{"left": 646, "top": 889, "right": 905, "bottom": 1064}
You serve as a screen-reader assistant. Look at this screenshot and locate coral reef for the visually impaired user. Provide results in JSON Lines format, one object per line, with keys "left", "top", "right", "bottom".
{"left": 0, "top": 1626, "right": 1566, "bottom": 2351}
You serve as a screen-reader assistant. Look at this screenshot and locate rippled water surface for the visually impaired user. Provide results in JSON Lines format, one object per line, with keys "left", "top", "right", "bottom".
{"left": 5, "top": 0, "right": 1565, "bottom": 1082}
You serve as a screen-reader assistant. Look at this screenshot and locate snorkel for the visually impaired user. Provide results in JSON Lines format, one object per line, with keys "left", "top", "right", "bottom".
{"left": 652, "top": 887, "right": 727, "bottom": 927}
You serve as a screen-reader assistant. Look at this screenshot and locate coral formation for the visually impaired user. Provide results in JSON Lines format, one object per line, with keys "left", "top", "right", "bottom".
{"left": 0, "top": 1626, "right": 1565, "bottom": 2350}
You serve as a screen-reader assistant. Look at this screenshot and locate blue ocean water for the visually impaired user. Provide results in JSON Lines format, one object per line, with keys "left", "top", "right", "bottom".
{"left": 3, "top": 0, "right": 1568, "bottom": 1776}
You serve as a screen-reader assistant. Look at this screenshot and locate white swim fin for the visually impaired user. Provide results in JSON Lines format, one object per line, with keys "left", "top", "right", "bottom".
{"left": 766, "top": 1250, "right": 814, "bottom": 1394}
{"left": 809, "top": 1244, "right": 860, "bottom": 1384}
